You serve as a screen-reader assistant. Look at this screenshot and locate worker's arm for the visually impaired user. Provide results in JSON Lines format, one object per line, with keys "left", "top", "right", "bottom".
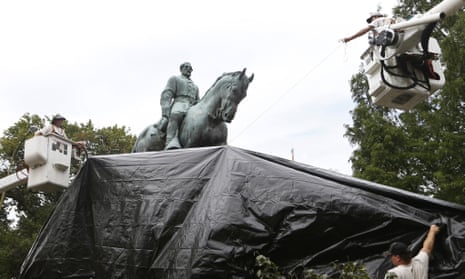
{"left": 421, "top": 224, "right": 440, "bottom": 256}
{"left": 34, "top": 125, "right": 52, "bottom": 136}
{"left": 341, "top": 26, "right": 373, "bottom": 43}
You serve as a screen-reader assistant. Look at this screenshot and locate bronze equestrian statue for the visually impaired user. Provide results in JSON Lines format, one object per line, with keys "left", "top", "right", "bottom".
{"left": 133, "top": 68, "right": 253, "bottom": 152}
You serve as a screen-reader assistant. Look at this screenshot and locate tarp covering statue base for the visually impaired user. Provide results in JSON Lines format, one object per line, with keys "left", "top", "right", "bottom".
{"left": 19, "top": 146, "right": 465, "bottom": 278}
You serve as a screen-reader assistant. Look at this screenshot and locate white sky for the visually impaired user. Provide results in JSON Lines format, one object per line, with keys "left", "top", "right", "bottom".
{"left": 0, "top": 0, "right": 399, "bottom": 175}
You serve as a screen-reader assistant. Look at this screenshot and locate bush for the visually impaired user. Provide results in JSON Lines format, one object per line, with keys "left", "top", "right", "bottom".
{"left": 255, "top": 255, "right": 370, "bottom": 279}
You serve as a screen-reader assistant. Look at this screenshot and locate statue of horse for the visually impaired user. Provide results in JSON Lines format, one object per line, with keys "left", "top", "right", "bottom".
{"left": 133, "top": 68, "right": 254, "bottom": 152}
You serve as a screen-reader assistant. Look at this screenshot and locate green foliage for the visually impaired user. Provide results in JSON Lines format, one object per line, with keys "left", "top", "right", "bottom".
{"left": 345, "top": 1, "right": 465, "bottom": 205}
{"left": 304, "top": 262, "right": 370, "bottom": 279}
{"left": 334, "top": 262, "right": 370, "bottom": 279}
{"left": 254, "top": 255, "right": 370, "bottom": 279}
{"left": 0, "top": 113, "right": 137, "bottom": 278}
{"left": 304, "top": 270, "right": 329, "bottom": 279}
{"left": 65, "top": 120, "right": 136, "bottom": 156}
{"left": 0, "top": 114, "right": 43, "bottom": 174}
{"left": 0, "top": 226, "right": 35, "bottom": 277}
{"left": 255, "top": 255, "right": 284, "bottom": 279}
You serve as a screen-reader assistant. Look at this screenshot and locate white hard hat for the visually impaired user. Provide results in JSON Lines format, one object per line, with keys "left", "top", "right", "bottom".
{"left": 366, "top": 12, "right": 386, "bottom": 23}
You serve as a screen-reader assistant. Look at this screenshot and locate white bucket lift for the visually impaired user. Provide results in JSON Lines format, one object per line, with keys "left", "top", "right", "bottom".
{"left": 0, "top": 135, "right": 85, "bottom": 194}
{"left": 24, "top": 135, "right": 76, "bottom": 192}
{"left": 362, "top": 37, "right": 445, "bottom": 110}
{"left": 361, "top": 0, "right": 464, "bottom": 110}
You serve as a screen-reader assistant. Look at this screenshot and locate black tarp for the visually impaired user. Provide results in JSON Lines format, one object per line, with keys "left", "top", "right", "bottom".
{"left": 19, "top": 146, "right": 465, "bottom": 278}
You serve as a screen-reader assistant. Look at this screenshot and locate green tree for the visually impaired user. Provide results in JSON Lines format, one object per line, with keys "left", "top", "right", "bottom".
{"left": 430, "top": 11, "right": 465, "bottom": 204}
{"left": 0, "top": 113, "right": 136, "bottom": 278}
{"left": 345, "top": 1, "right": 465, "bottom": 204}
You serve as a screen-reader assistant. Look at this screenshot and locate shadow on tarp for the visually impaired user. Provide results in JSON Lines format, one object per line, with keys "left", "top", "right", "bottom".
{"left": 19, "top": 146, "right": 465, "bottom": 278}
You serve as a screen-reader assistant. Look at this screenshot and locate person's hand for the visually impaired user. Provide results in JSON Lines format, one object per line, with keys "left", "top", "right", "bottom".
{"left": 430, "top": 224, "right": 440, "bottom": 235}
{"left": 340, "top": 38, "right": 350, "bottom": 43}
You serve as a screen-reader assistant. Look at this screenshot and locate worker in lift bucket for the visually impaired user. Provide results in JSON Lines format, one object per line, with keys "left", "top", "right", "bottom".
{"left": 35, "top": 114, "right": 86, "bottom": 149}
{"left": 341, "top": 12, "right": 396, "bottom": 44}
{"left": 341, "top": 12, "right": 440, "bottom": 80}
{"left": 35, "top": 114, "right": 68, "bottom": 138}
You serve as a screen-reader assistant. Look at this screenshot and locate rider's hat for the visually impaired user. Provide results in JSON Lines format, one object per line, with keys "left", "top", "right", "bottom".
{"left": 367, "top": 12, "right": 385, "bottom": 23}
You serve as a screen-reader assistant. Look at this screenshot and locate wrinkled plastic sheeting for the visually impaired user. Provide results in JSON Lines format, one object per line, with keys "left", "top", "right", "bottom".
{"left": 19, "top": 146, "right": 465, "bottom": 279}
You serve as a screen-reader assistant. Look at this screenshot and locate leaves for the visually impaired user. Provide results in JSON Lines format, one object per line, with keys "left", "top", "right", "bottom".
{"left": 254, "top": 255, "right": 369, "bottom": 279}
{"left": 255, "top": 255, "right": 284, "bottom": 279}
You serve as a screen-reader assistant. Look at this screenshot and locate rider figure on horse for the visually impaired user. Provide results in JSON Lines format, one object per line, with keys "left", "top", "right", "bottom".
{"left": 160, "top": 62, "right": 200, "bottom": 150}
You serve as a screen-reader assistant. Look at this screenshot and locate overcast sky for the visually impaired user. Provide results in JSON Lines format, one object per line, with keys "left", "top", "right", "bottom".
{"left": 0, "top": 0, "right": 399, "bottom": 175}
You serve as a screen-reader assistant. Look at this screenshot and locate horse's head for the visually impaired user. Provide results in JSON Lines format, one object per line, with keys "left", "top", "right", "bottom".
{"left": 207, "top": 68, "right": 254, "bottom": 122}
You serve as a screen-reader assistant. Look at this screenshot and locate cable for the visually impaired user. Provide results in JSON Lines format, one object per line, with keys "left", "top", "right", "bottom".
{"left": 230, "top": 43, "right": 343, "bottom": 143}
{"left": 379, "top": 45, "right": 431, "bottom": 91}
